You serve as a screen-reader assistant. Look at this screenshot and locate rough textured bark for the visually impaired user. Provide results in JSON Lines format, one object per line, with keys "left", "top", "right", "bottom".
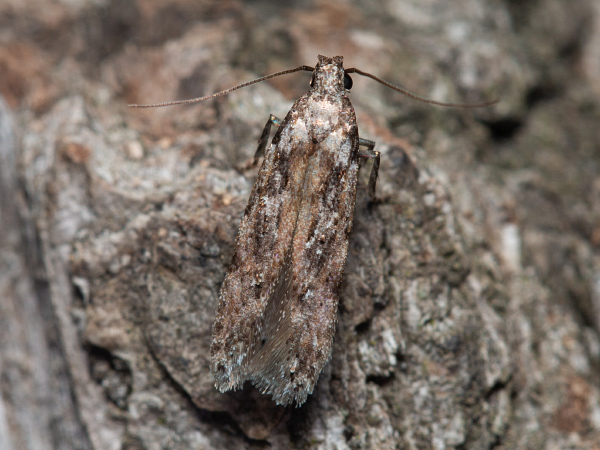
{"left": 1, "top": 0, "right": 599, "bottom": 449}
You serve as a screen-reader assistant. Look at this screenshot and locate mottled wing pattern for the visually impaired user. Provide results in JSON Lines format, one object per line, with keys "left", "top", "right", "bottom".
{"left": 210, "top": 56, "right": 360, "bottom": 406}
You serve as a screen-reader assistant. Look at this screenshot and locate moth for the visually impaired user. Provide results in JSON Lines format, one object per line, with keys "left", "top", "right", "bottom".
{"left": 130, "top": 55, "right": 496, "bottom": 406}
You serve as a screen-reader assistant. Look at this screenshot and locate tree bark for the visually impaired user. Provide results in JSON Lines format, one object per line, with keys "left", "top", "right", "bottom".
{"left": 1, "top": 1, "right": 600, "bottom": 449}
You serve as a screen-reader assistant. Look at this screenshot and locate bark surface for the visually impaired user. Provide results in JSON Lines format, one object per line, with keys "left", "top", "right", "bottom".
{"left": 1, "top": 1, "right": 600, "bottom": 449}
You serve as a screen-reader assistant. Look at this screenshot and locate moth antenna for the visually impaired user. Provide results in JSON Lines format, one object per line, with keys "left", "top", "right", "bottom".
{"left": 129, "top": 65, "right": 315, "bottom": 108}
{"left": 346, "top": 67, "right": 499, "bottom": 108}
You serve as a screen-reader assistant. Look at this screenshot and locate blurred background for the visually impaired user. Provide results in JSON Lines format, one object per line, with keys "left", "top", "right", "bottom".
{"left": 1, "top": 1, "right": 600, "bottom": 449}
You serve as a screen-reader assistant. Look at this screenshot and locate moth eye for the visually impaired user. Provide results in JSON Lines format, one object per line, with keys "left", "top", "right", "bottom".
{"left": 343, "top": 73, "right": 353, "bottom": 90}
{"left": 310, "top": 73, "right": 316, "bottom": 87}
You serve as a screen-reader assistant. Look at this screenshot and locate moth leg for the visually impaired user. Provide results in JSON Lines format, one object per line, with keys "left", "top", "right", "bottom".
{"left": 358, "top": 138, "right": 380, "bottom": 201}
{"left": 254, "top": 114, "right": 283, "bottom": 164}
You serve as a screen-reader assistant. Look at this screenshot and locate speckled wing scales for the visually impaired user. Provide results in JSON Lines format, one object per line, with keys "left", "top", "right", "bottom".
{"left": 210, "top": 55, "right": 362, "bottom": 406}
{"left": 247, "top": 123, "right": 361, "bottom": 406}
{"left": 209, "top": 110, "right": 302, "bottom": 394}
{"left": 210, "top": 93, "right": 314, "bottom": 399}
{"left": 246, "top": 248, "right": 299, "bottom": 401}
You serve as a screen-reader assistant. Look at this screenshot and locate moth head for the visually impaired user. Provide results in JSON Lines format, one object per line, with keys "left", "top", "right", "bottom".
{"left": 310, "top": 54, "right": 351, "bottom": 93}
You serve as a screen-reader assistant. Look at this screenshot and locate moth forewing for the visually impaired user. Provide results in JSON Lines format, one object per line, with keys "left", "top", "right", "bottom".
{"left": 210, "top": 55, "right": 363, "bottom": 406}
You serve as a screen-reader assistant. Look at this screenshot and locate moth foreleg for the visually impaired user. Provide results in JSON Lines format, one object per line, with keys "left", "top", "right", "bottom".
{"left": 254, "top": 114, "right": 283, "bottom": 164}
{"left": 358, "top": 138, "right": 380, "bottom": 202}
